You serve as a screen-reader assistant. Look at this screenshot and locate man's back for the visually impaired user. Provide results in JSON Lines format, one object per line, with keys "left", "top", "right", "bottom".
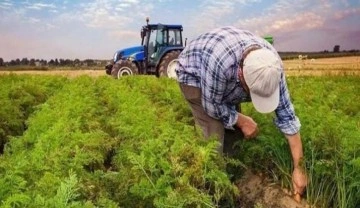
{"left": 176, "top": 26, "right": 275, "bottom": 88}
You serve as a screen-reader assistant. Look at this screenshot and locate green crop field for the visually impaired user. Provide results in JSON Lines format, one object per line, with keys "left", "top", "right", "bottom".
{"left": 0, "top": 74, "right": 359, "bottom": 207}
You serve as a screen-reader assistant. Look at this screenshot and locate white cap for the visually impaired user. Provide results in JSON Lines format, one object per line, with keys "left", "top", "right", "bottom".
{"left": 243, "top": 48, "right": 282, "bottom": 113}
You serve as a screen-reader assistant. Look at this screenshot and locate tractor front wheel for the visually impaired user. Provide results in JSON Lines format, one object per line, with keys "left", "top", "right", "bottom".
{"left": 158, "top": 51, "right": 181, "bottom": 79}
{"left": 111, "top": 60, "right": 138, "bottom": 79}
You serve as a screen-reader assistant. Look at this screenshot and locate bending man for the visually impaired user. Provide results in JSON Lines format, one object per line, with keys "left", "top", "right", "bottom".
{"left": 175, "top": 26, "right": 307, "bottom": 196}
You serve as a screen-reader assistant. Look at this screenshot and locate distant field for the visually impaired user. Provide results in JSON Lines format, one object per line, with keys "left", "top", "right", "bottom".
{"left": 0, "top": 69, "right": 105, "bottom": 77}
{"left": 283, "top": 56, "right": 360, "bottom": 76}
{"left": 1, "top": 56, "right": 359, "bottom": 77}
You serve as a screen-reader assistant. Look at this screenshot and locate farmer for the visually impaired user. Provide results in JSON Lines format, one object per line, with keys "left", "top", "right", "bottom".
{"left": 175, "top": 26, "right": 307, "bottom": 197}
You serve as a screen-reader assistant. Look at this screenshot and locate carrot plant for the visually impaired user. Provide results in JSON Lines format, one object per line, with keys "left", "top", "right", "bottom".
{"left": 97, "top": 76, "right": 238, "bottom": 207}
{"left": 0, "top": 74, "right": 358, "bottom": 207}
{"left": 0, "top": 76, "right": 118, "bottom": 207}
{"left": 0, "top": 75, "right": 238, "bottom": 207}
{"left": 0, "top": 74, "right": 67, "bottom": 153}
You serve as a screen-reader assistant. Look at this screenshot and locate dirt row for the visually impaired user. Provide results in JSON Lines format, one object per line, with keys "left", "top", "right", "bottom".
{"left": 236, "top": 171, "right": 308, "bottom": 207}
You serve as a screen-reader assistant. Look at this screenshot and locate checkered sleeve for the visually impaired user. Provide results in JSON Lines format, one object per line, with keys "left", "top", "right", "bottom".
{"left": 274, "top": 74, "right": 301, "bottom": 135}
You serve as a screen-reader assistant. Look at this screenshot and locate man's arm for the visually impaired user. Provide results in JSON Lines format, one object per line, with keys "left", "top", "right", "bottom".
{"left": 285, "top": 132, "right": 307, "bottom": 199}
{"left": 273, "top": 73, "right": 307, "bottom": 198}
{"left": 286, "top": 133, "right": 303, "bottom": 169}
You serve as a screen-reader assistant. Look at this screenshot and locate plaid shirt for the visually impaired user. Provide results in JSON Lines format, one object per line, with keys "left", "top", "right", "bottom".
{"left": 176, "top": 26, "right": 300, "bottom": 135}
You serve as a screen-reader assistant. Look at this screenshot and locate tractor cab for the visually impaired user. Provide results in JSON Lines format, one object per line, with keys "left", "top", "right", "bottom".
{"left": 140, "top": 19, "right": 184, "bottom": 75}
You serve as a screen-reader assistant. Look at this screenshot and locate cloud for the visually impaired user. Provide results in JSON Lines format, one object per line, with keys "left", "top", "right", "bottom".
{"left": 124, "top": 0, "right": 140, "bottom": 3}
{"left": 71, "top": 0, "right": 155, "bottom": 46}
{"left": 269, "top": 12, "right": 324, "bottom": 33}
{"left": 78, "top": 0, "right": 143, "bottom": 29}
{"left": 234, "top": 11, "right": 325, "bottom": 36}
{"left": 28, "top": 17, "right": 41, "bottom": 24}
{"left": 265, "top": 0, "right": 297, "bottom": 14}
{"left": 0, "top": 1, "right": 12, "bottom": 9}
{"left": 189, "top": 0, "right": 260, "bottom": 33}
{"left": 0, "top": 1, "right": 60, "bottom": 31}
{"left": 0, "top": 7, "right": 25, "bottom": 24}
{"left": 45, "top": 23, "right": 56, "bottom": 30}
{"left": 115, "top": 0, "right": 140, "bottom": 11}
{"left": 334, "top": 7, "right": 360, "bottom": 19}
{"left": 25, "top": 3, "right": 56, "bottom": 10}
{"left": 319, "top": 0, "right": 332, "bottom": 9}
{"left": 231, "top": 0, "right": 331, "bottom": 36}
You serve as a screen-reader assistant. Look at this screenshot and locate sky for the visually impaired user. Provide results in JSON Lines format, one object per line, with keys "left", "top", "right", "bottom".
{"left": 0, "top": 0, "right": 360, "bottom": 61}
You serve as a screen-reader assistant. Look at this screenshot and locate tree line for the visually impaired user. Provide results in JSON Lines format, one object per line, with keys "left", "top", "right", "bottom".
{"left": 0, "top": 58, "right": 108, "bottom": 67}
{"left": 1, "top": 48, "right": 359, "bottom": 67}
{"left": 279, "top": 50, "right": 360, "bottom": 60}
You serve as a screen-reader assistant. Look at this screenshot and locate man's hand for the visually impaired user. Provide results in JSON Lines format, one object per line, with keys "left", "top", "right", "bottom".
{"left": 293, "top": 166, "right": 307, "bottom": 197}
{"left": 236, "top": 113, "right": 259, "bottom": 139}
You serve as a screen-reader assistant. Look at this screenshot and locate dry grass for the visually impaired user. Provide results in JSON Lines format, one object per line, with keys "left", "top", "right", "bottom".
{"left": 283, "top": 56, "right": 360, "bottom": 76}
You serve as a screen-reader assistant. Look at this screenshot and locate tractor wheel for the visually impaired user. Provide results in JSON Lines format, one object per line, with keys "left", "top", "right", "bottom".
{"left": 158, "top": 50, "right": 181, "bottom": 79}
{"left": 111, "top": 60, "right": 138, "bottom": 79}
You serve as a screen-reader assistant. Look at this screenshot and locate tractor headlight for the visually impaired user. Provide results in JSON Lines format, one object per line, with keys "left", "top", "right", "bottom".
{"left": 128, "top": 55, "right": 135, "bottom": 61}
{"left": 113, "top": 52, "right": 118, "bottom": 62}
{"left": 113, "top": 52, "right": 124, "bottom": 62}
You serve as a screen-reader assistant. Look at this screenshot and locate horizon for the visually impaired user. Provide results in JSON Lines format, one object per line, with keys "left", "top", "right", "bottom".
{"left": 1, "top": 0, "right": 360, "bottom": 62}
{"left": 2, "top": 50, "right": 360, "bottom": 63}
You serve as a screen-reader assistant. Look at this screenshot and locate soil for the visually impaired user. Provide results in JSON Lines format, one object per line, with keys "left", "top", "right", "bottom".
{"left": 236, "top": 170, "right": 309, "bottom": 208}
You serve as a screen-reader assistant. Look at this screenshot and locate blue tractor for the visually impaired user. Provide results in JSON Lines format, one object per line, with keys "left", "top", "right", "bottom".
{"left": 105, "top": 18, "right": 185, "bottom": 79}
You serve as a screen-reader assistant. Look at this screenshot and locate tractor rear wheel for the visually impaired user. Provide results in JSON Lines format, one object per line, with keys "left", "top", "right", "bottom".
{"left": 111, "top": 60, "right": 138, "bottom": 79}
{"left": 158, "top": 50, "right": 181, "bottom": 79}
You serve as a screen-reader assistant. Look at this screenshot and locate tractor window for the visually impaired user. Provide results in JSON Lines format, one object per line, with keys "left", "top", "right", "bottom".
{"left": 156, "top": 29, "right": 165, "bottom": 45}
{"left": 152, "top": 29, "right": 166, "bottom": 58}
{"left": 169, "top": 29, "right": 182, "bottom": 46}
{"left": 169, "top": 30, "right": 175, "bottom": 45}
{"left": 148, "top": 29, "right": 157, "bottom": 59}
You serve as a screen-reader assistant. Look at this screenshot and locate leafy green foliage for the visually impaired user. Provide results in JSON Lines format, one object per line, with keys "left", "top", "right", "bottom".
{"left": 96, "top": 76, "right": 237, "bottom": 207}
{"left": 0, "top": 74, "right": 67, "bottom": 153}
{"left": 0, "top": 75, "right": 236, "bottom": 207}
{"left": 0, "top": 74, "right": 359, "bottom": 207}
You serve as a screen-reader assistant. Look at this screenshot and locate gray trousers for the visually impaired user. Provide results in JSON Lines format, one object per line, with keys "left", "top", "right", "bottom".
{"left": 179, "top": 83, "right": 243, "bottom": 156}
